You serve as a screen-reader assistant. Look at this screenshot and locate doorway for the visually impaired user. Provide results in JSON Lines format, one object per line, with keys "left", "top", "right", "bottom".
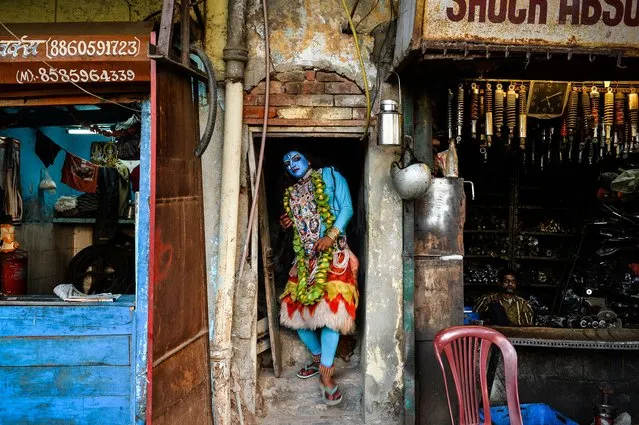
{"left": 259, "top": 136, "right": 367, "bottom": 365}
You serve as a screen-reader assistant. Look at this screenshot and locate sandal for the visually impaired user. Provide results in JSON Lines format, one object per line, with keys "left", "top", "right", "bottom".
{"left": 318, "top": 364, "right": 343, "bottom": 406}
{"left": 319, "top": 383, "right": 343, "bottom": 406}
{"left": 296, "top": 354, "right": 321, "bottom": 379}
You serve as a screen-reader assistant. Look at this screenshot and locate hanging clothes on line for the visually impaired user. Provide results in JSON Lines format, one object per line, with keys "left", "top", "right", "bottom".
{"left": 0, "top": 137, "right": 23, "bottom": 225}
{"left": 35, "top": 130, "right": 61, "bottom": 168}
{"left": 61, "top": 152, "right": 99, "bottom": 193}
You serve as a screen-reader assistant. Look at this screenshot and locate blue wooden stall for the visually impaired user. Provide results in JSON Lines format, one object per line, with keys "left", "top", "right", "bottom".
{"left": 0, "top": 23, "right": 212, "bottom": 425}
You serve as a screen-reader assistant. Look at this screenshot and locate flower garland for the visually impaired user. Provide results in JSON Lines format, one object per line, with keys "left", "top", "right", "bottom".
{"left": 283, "top": 170, "right": 336, "bottom": 305}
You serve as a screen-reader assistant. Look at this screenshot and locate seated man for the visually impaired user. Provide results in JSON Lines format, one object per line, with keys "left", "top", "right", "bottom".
{"left": 474, "top": 268, "right": 533, "bottom": 327}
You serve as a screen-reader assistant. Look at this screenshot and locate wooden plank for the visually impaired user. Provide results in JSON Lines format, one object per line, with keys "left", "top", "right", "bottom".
{"left": 154, "top": 382, "right": 211, "bottom": 425}
{"left": 0, "top": 61, "right": 150, "bottom": 85}
{"left": 0, "top": 396, "right": 129, "bottom": 425}
{"left": 0, "top": 305, "right": 133, "bottom": 337}
{"left": 257, "top": 172, "right": 282, "bottom": 377}
{"left": 152, "top": 335, "right": 208, "bottom": 417}
{"left": 0, "top": 335, "right": 130, "bottom": 367}
{"left": 0, "top": 366, "right": 130, "bottom": 396}
{"left": 150, "top": 62, "right": 212, "bottom": 424}
{"left": 414, "top": 258, "right": 464, "bottom": 341}
{"left": 152, "top": 201, "right": 207, "bottom": 357}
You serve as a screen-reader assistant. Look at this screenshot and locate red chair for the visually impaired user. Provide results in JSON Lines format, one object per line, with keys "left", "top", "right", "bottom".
{"left": 433, "top": 326, "right": 523, "bottom": 425}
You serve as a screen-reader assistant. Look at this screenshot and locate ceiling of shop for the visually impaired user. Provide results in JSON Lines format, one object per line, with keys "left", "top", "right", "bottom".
{"left": 0, "top": 104, "right": 137, "bottom": 129}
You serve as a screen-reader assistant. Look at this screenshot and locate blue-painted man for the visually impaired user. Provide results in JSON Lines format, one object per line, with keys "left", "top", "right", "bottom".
{"left": 279, "top": 151, "right": 358, "bottom": 406}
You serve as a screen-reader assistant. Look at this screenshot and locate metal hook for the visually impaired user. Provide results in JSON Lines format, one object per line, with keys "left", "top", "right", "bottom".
{"left": 463, "top": 43, "right": 468, "bottom": 57}
{"left": 567, "top": 51, "right": 573, "bottom": 60}
{"left": 391, "top": 71, "right": 402, "bottom": 112}
{"left": 485, "top": 47, "right": 491, "bottom": 59}
{"left": 589, "top": 53, "right": 596, "bottom": 62}
{"left": 546, "top": 50, "right": 552, "bottom": 60}
{"left": 464, "top": 180, "right": 475, "bottom": 201}
{"left": 504, "top": 47, "right": 509, "bottom": 58}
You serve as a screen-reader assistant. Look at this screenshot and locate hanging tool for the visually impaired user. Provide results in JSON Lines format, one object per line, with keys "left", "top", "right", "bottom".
{"left": 590, "top": 86, "right": 601, "bottom": 161}
{"left": 540, "top": 127, "right": 547, "bottom": 170}
{"left": 483, "top": 83, "right": 494, "bottom": 162}
{"left": 615, "top": 90, "right": 626, "bottom": 157}
{"left": 470, "top": 83, "right": 479, "bottom": 139}
{"left": 457, "top": 84, "right": 464, "bottom": 143}
{"left": 539, "top": 128, "right": 548, "bottom": 171}
{"left": 531, "top": 125, "right": 538, "bottom": 167}
{"left": 560, "top": 119, "right": 568, "bottom": 163}
{"left": 566, "top": 87, "right": 579, "bottom": 162}
{"left": 506, "top": 84, "right": 517, "bottom": 149}
{"left": 479, "top": 87, "right": 487, "bottom": 161}
{"left": 494, "top": 83, "right": 505, "bottom": 139}
{"left": 604, "top": 87, "right": 614, "bottom": 155}
{"left": 518, "top": 84, "right": 527, "bottom": 164}
{"left": 629, "top": 89, "right": 638, "bottom": 152}
{"left": 581, "top": 87, "right": 593, "bottom": 164}
{"left": 447, "top": 89, "right": 454, "bottom": 144}
{"left": 548, "top": 126, "right": 554, "bottom": 165}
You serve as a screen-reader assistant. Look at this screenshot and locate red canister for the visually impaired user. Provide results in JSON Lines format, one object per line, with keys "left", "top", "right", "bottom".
{"left": 0, "top": 249, "right": 28, "bottom": 295}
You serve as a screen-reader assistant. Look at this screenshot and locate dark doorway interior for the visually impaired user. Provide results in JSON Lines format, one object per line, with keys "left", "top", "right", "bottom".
{"left": 257, "top": 136, "right": 367, "bottom": 361}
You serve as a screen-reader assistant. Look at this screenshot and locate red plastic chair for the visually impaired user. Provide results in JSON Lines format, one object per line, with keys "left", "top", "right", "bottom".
{"left": 433, "top": 326, "right": 523, "bottom": 425}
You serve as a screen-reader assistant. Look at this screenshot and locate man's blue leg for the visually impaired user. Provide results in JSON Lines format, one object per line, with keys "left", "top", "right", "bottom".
{"left": 297, "top": 328, "right": 321, "bottom": 356}
{"left": 320, "top": 327, "right": 340, "bottom": 367}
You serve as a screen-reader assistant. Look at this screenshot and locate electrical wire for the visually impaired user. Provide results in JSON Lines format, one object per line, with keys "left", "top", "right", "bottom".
{"left": 340, "top": 0, "right": 372, "bottom": 140}
{"left": 354, "top": 0, "right": 379, "bottom": 30}
{"left": 0, "top": 21, "right": 142, "bottom": 113}
{"left": 236, "top": 0, "right": 271, "bottom": 284}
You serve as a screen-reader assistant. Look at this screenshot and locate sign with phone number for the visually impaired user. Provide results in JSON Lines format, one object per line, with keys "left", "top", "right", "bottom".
{"left": 0, "top": 34, "right": 148, "bottom": 61}
{"left": 0, "top": 62, "right": 150, "bottom": 85}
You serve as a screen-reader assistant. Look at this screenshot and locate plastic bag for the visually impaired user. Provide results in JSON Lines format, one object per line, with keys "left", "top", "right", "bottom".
{"left": 611, "top": 170, "right": 639, "bottom": 194}
{"left": 38, "top": 168, "right": 56, "bottom": 192}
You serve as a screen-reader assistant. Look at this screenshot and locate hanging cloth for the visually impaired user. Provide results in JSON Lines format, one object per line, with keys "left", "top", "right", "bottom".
{"left": 61, "top": 153, "right": 99, "bottom": 193}
{"left": 0, "top": 137, "right": 23, "bottom": 224}
{"left": 35, "top": 130, "right": 61, "bottom": 168}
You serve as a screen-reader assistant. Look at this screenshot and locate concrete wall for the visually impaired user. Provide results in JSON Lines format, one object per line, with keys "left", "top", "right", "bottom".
{"left": 14, "top": 223, "right": 93, "bottom": 294}
{"left": 363, "top": 145, "right": 404, "bottom": 424}
{"left": 1, "top": 0, "right": 163, "bottom": 23}
{"left": 244, "top": 0, "right": 393, "bottom": 92}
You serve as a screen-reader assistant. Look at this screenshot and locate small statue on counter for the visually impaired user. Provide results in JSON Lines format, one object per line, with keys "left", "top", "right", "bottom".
{"left": 0, "top": 222, "right": 19, "bottom": 253}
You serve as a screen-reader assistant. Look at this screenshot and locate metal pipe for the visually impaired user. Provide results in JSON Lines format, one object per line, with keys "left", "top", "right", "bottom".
{"left": 402, "top": 98, "right": 416, "bottom": 425}
{"left": 213, "top": 0, "right": 249, "bottom": 421}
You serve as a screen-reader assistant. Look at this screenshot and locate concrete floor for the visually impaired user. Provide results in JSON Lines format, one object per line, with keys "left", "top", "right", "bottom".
{"left": 257, "top": 365, "right": 364, "bottom": 424}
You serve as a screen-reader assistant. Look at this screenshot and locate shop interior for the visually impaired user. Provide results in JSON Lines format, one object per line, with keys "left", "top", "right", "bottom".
{"left": 0, "top": 103, "right": 141, "bottom": 298}
{"left": 422, "top": 55, "right": 639, "bottom": 330}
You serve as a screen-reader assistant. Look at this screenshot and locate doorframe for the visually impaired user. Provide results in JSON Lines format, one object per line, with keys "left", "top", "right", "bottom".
{"left": 241, "top": 124, "right": 368, "bottom": 415}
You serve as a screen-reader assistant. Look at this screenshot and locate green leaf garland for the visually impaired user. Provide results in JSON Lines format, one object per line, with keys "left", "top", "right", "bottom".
{"left": 283, "top": 170, "right": 336, "bottom": 305}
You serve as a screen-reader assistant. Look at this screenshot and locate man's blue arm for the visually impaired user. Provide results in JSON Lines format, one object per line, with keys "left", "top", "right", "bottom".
{"left": 324, "top": 167, "right": 353, "bottom": 234}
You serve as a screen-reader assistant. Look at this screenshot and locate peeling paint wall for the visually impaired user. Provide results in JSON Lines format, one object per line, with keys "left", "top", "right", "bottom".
{"left": 1, "top": 0, "right": 163, "bottom": 23}
{"left": 244, "top": 0, "right": 394, "bottom": 92}
{"left": 363, "top": 146, "right": 404, "bottom": 424}
{"left": 205, "top": 0, "right": 227, "bottom": 79}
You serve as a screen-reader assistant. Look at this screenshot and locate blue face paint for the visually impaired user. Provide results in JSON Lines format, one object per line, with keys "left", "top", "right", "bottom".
{"left": 283, "top": 151, "right": 310, "bottom": 179}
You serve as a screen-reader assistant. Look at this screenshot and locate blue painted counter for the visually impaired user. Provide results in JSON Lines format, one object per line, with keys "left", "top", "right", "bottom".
{"left": 0, "top": 295, "right": 137, "bottom": 425}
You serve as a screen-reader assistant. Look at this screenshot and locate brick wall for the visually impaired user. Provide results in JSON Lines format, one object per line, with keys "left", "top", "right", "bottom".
{"left": 243, "top": 70, "right": 369, "bottom": 126}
